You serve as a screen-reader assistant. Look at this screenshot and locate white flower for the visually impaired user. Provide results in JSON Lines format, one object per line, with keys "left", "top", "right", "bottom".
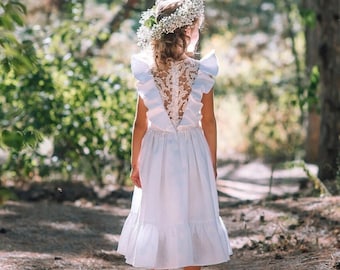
{"left": 137, "top": 0, "right": 204, "bottom": 48}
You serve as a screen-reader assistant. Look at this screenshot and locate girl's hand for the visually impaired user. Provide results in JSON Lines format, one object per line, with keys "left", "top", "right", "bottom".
{"left": 130, "top": 167, "right": 142, "bottom": 188}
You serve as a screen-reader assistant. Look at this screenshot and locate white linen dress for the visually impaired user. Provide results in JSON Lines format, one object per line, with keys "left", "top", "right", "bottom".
{"left": 117, "top": 51, "right": 232, "bottom": 269}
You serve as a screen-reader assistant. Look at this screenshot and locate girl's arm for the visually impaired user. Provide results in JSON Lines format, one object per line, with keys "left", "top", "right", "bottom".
{"left": 201, "top": 89, "right": 217, "bottom": 179}
{"left": 130, "top": 96, "right": 148, "bottom": 187}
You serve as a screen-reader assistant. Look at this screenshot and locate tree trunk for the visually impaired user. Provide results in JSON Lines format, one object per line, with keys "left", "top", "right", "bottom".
{"left": 303, "top": 0, "right": 321, "bottom": 164}
{"left": 317, "top": 0, "right": 340, "bottom": 194}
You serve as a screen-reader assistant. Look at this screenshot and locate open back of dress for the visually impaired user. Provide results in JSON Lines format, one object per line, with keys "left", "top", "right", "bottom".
{"left": 152, "top": 58, "right": 199, "bottom": 127}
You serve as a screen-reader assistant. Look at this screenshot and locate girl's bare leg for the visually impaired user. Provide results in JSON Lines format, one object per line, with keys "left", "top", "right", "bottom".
{"left": 184, "top": 267, "right": 201, "bottom": 270}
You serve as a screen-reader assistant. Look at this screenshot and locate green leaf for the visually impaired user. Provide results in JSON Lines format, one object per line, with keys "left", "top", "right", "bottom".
{"left": 9, "top": 1, "right": 27, "bottom": 14}
{"left": 2, "top": 130, "right": 24, "bottom": 151}
{"left": 8, "top": 10, "right": 24, "bottom": 26}
{"left": 144, "top": 15, "right": 156, "bottom": 28}
{"left": 0, "top": 14, "right": 15, "bottom": 30}
{"left": 23, "top": 130, "right": 43, "bottom": 148}
{"left": 0, "top": 30, "right": 19, "bottom": 45}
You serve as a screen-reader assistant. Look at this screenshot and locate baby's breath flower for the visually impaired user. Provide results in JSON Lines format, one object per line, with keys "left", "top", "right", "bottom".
{"left": 137, "top": 0, "right": 204, "bottom": 48}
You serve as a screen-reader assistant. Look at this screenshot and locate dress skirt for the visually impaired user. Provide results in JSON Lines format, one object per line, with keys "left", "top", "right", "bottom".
{"left": 117, "top": 127, "right": 232, "bottom": 269}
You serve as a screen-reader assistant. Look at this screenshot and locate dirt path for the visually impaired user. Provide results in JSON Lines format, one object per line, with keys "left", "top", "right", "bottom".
{"left": 0, "top": 190, "right": 339, "bottom": 269}
{"left": 0, "top": 160, "right": 339, "bottom": 269}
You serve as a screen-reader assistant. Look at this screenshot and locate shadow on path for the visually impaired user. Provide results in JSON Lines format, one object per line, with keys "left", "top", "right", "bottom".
{"left": 1, "top": 160, "right": 339, "bottom": 270}
{"left": 216, "top": 159, "right": 317, "bottom": 200}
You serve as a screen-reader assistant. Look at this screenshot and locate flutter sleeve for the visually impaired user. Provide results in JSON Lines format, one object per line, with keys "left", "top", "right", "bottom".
{"left": 130, "top": 53, "right": 154, "bottom": 98}
{"left": 197, "top": 51, "right": 219, "bottom": 94}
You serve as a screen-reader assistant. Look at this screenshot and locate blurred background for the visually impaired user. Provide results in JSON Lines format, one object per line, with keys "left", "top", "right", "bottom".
{"left": 0, "top": 0, "right": 339, "bottom": 196}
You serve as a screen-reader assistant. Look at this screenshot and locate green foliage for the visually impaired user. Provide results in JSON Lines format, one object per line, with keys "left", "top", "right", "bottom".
{"left": 241, "top": 79, "right": 303, "bottom": 162}
{"left": 299, "top": 7, "right": 316, "bottom": 27}
{"left": 61, "top": 0, "right": 85, "bottom": 21}
{"left": 0, "top": 0, "right": 323, "bottom": 186}
{"left": 41, "top": 20, "right": 135, "bottom": 184}
{"left": 0, "top": 0, "right": 41, "bottom": 152}
{"left": 0, "top": 1, "right": 136, "bottom": 185}
{"left": 0, "top": 129, "right": 42, "bottom": 151}
{"left": 206, "top": 0, "right": 308, "bottom": 162}
{"left": 0, "top": 0, "right": 37, "bottom": 74}
{"left": 305, "top": 66, "right": 320, "bottom": 112}
{"left": 0, "top": 1, "right": 26, "bottom": 29}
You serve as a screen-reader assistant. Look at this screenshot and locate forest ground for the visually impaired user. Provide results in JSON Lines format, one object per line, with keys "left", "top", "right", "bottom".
{"left": 0, "top": 160, "right": 339, "bottom": 270}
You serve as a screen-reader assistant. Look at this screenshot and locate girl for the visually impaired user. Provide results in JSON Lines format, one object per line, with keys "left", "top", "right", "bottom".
{"left": 117, "top": 0, "right": 232, "bottom": 269}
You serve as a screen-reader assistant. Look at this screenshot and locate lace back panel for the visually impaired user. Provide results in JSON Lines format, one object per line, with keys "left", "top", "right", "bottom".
{"left": 152, "top": 58, "right": 200, "bottom": 127}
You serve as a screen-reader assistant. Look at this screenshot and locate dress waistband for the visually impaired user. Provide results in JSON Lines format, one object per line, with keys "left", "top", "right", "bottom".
{"left": 148, "top": 125, "right": 200, "bottom": 134}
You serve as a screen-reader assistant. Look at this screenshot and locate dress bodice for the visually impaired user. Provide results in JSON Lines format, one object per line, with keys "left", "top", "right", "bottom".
{"left": 152, "top": 58, "right": 200, "bottom": 127}
{"left": 131, "top": 51, "right": 218, "bottom": 132}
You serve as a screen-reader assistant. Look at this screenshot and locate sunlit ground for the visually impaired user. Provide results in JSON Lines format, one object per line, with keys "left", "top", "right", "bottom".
{"left": 0, "top": 194, "right": 339, "bottom": 269}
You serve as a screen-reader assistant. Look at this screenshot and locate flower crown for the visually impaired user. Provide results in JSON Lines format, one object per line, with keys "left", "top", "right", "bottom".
{"left": 136, "top": 0, "right": 204, "bottom": 48}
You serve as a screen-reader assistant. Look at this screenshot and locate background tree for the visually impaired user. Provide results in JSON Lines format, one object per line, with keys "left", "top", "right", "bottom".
{"left": 1, "top": 0, "right": 338, "bottom": 195}
{"left": 317, "top": 0, "right": 340, "bottom": 193}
